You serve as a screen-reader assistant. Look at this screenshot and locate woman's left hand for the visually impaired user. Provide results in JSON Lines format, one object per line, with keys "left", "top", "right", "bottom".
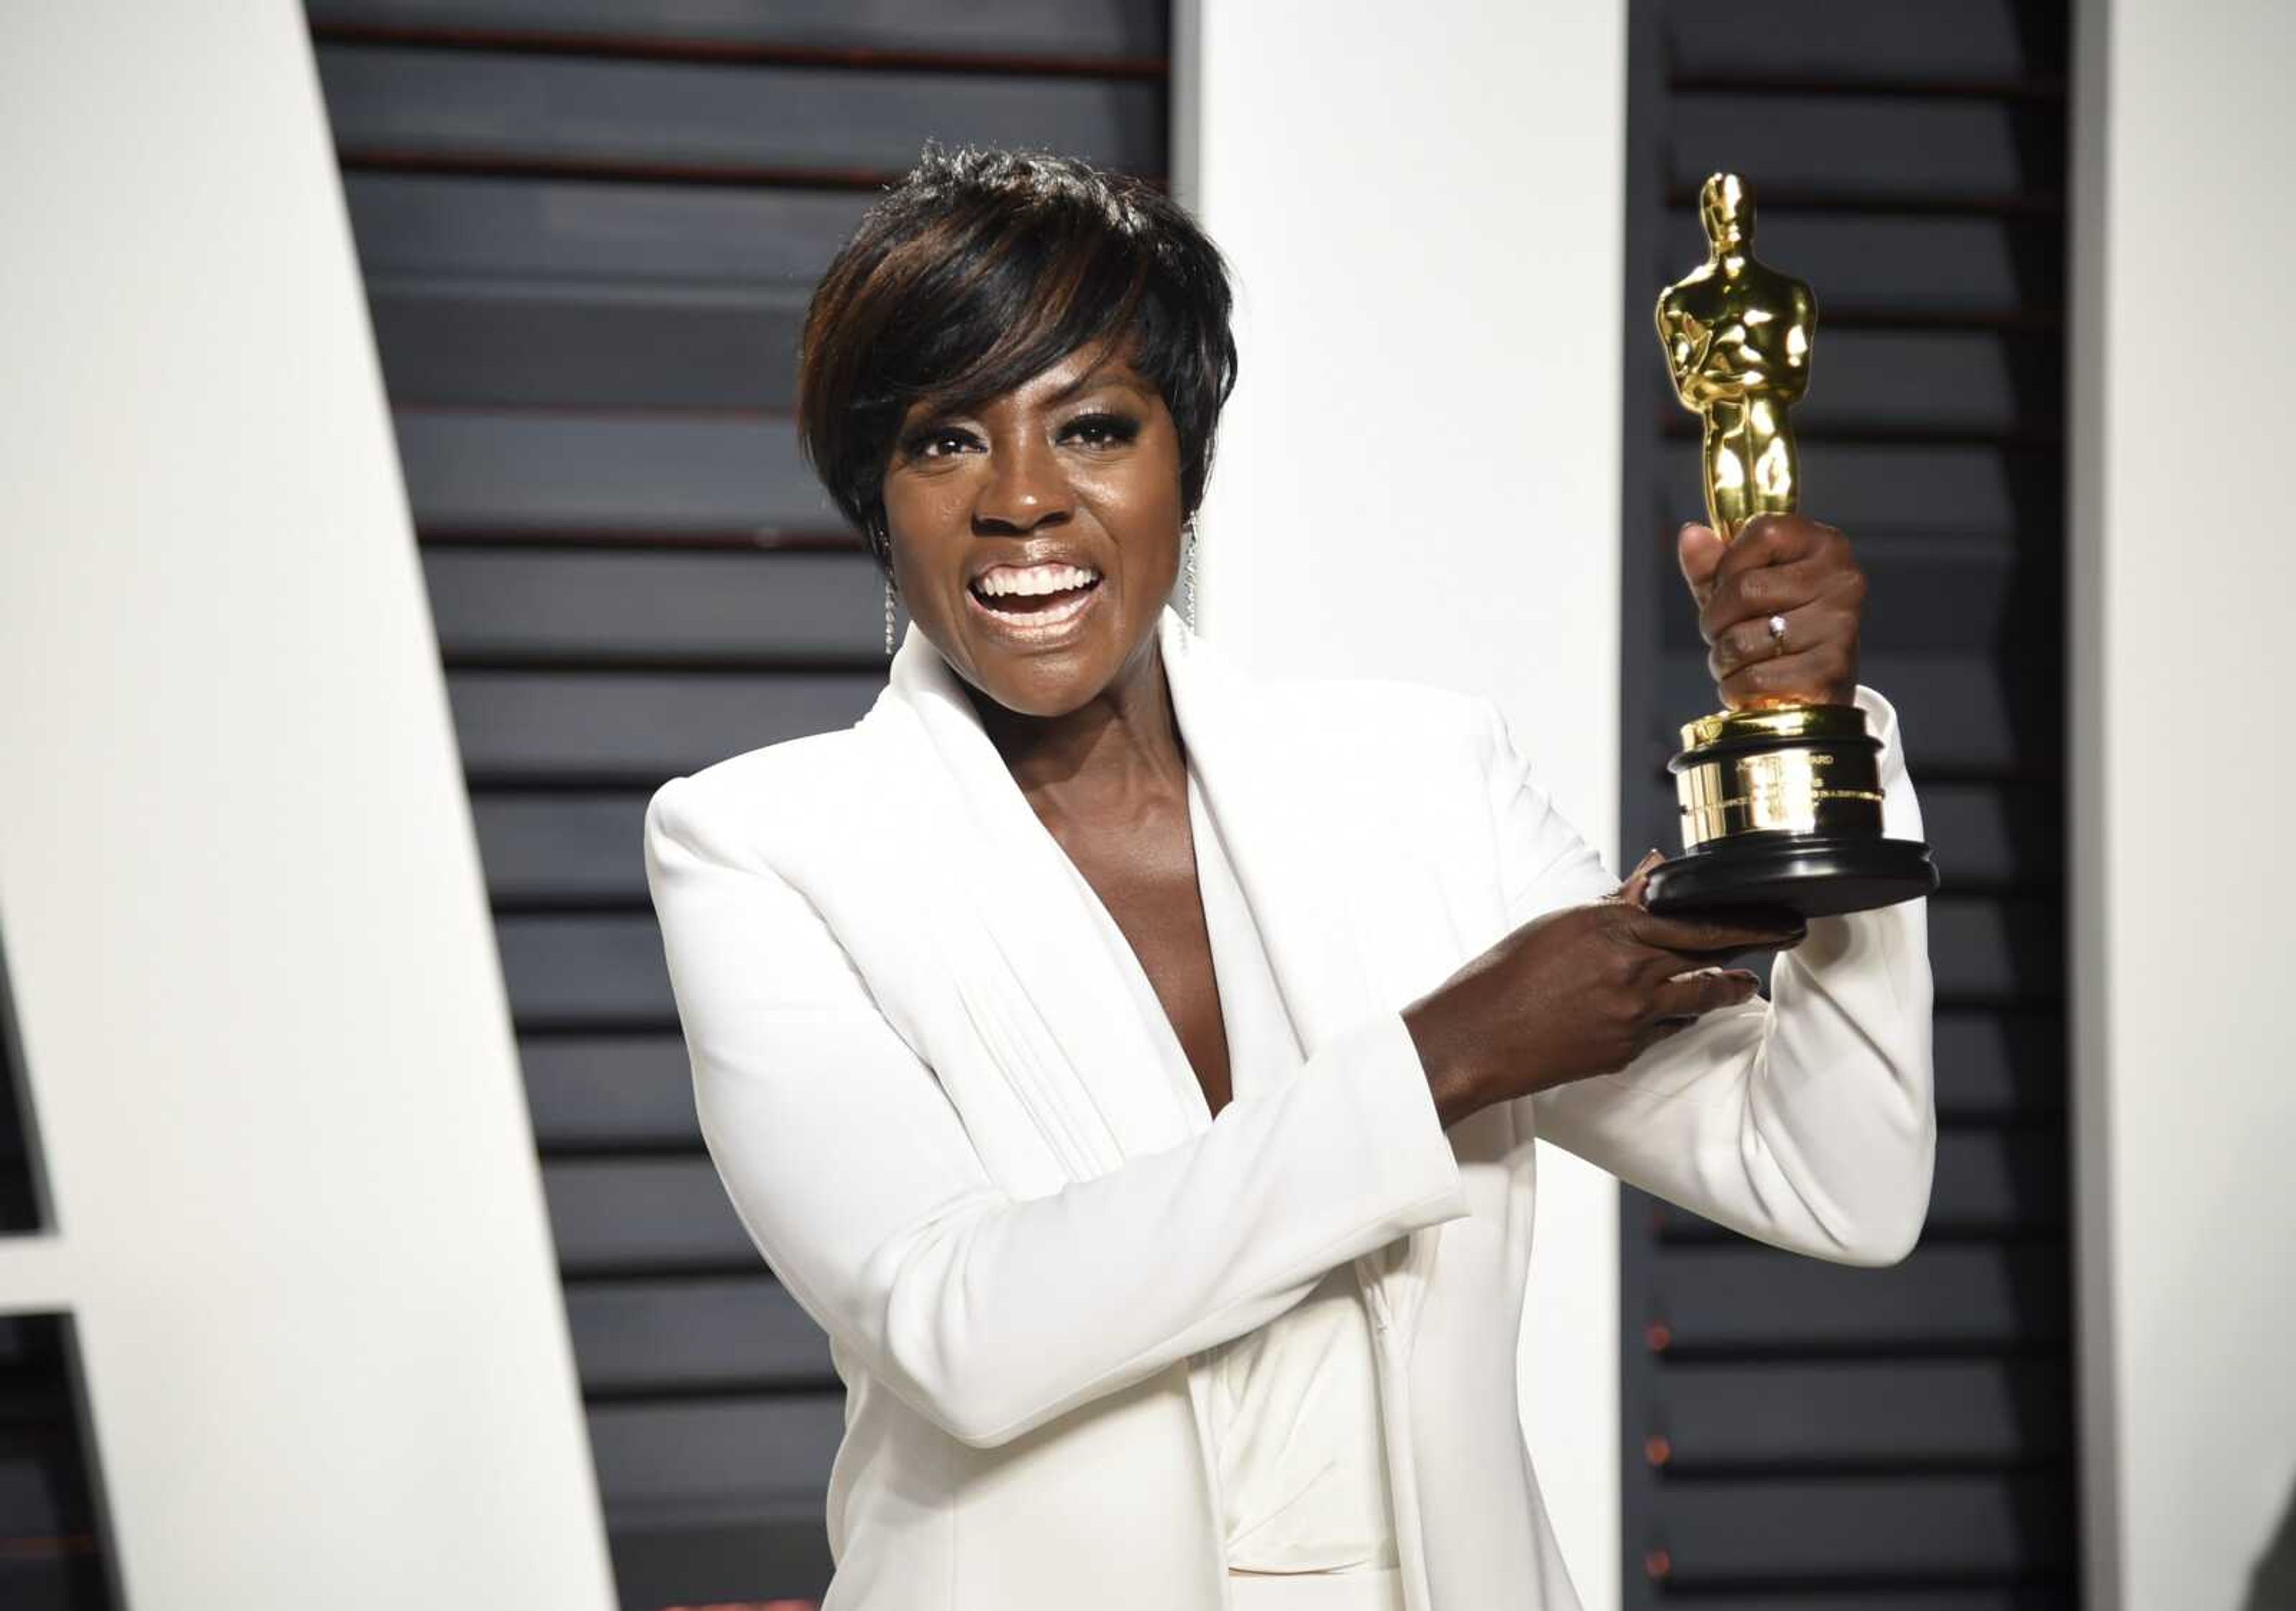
{"left": 1677, "top": 512, "right": 1866, "bottom": 710}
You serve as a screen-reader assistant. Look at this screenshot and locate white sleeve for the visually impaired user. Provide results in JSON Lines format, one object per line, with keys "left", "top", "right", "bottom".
{"left": 1482, "top": 688, "right": 1937, "bottom": 1267}
{"left": 644, "top": 775, "right": 1471, "bottom": 1450}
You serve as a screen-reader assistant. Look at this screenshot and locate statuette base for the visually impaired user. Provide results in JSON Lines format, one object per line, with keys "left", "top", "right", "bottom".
{"left": 1644, "top": 831, "right": 1937, "bottom": 919}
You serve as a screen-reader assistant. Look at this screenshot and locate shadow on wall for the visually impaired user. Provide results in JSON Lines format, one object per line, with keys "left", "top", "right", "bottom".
{"left": 2247, "top": 1470, "right": 2296, "bottom": 1611}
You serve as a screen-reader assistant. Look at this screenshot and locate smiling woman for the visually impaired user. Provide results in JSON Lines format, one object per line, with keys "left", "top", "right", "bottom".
{"left": 881, "top": 340, "right": 1173, "bottom": 710}
{"left": 645, "top": 142, "right": 1935, "bottom": 1611}
{"left": 796, "top": 144, "right": 1232, "bottom": 716}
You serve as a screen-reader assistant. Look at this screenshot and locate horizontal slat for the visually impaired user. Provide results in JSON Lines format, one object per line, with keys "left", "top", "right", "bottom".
{"left": 0, "top": 1435, "right": 98, "bottom": 1535}
{"left": 1934, "top": 1008, "right": 2063, "bottom": 1118}
{"left": 1644, "top": 442, "right": 2060, "bottom": 548}
{"left": 343, "top": 172, "right": 870, "bottom": 281}
{"left": 1645, "top": 531, "right": 2059, "bottom": 659}
{"left": 521, "top": 1031, "right": 698, "bottom": 1150}
{"left": 1906, "top": 782, "right": 2056, "bottom": 887}
{"left": 500, "top": 913, "right": 672, "bottom": 1028}
{"left": 1666, "top": 0, "right": 2061, "bottom": 87}
{"left": 587, "top": 1394, "right": 842, "bottom": 1517}
{"left": 606, "top": 1515, "right": 832, "bottom": 1609}
{"left": 0, "top": 1557, "right": 113, "bottom": 1607}
{"left": 395, "top": 409, "right": 836, "bottom": 537}
{"left": 1651, "top": 1472, "right": 2074, "bottom": 1582}
{"left": 1652, "top": 652, "right": 2050, "bottom": 775}
{"left": 1654, "top": 1126, "right": 2066, "bottom": 1240}
{"left": 474, "top": 791, "right": 651, "bottom": 904}
{"left": 1928, "top": 896, "right": 2060, "bottom": 1001}
{"left": 1654, "top": 207, "right": 2063, "bottom": 319}
{"left": 1663, "top": 330, "right": 2059, "bottom": 439}
{"left": 1650, "top": 1358, "right": 2071, "bottom": 1468}
{"left": 316, "top": 45, "right": 1165, "bottom": 178}
{"left": 371, "top": 278, "right": 807, "bottom": 409}
{"left": 0, "top": 1314, "right": 69, "bottom": 1367}
{"left": 307, "top": 0, "right": 1168, "bottom": 62}
{"left": 544, "top": 1154, "right": 753, "bottom": 1274}
{"left": 1669, "top": 94, "right": 2065, "bottom": 203}
{"left": 567, "top": 1276, "right": 833, "bottom": 1393}
{"left": 427, "top": 548, "right": 883, "bottom": 662}
{"left": 1651, "top": 1243, "right": 2068, "bottom": 1353}
{"left": 445, "top": 668, "right": 878, "bottom": 782}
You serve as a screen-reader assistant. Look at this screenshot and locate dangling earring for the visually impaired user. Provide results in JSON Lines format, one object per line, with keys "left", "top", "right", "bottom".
{"left": 1181, "top": 513, "right": 1200, "bottom": 634}
{"left": 867, "top": 513, "right": 897, "bottom": 661}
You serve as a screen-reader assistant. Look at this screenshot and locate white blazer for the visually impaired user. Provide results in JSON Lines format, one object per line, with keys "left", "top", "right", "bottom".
{"left": 642, "top": 604, "right": 1936, "bottom": 1611}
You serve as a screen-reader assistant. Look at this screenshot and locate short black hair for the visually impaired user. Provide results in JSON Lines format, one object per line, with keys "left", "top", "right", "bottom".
{"left": 796, "top": 143, "right": 1238, "bottom": 576}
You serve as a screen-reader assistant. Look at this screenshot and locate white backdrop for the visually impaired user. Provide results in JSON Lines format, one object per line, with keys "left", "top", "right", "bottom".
{"left": 1177, "top": 4, "right": 1629, "bottom": 1604}
{"left": 2069, "top": 0, "right": 2296, "bottom": 1605}
{"left": 0, "top": 6, "right": 615, "bottom": 1604}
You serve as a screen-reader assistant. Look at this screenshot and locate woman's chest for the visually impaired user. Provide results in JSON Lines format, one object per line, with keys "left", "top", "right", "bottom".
{"left": 1055, "top": 810, "right": 1235, "bottom": 1118}
{"left": 821, "top": 713, "right": 1518, "bottom": 1191}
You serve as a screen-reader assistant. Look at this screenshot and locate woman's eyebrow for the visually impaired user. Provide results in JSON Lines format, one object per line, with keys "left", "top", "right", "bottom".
{"left": 1049, "top": 367, "right": 1155, "bottom": 404}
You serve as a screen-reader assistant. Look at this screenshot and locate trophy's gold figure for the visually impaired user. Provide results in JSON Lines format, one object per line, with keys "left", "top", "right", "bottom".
{"left": 1656, "top": 173, "right": 1815, "bottom": 542}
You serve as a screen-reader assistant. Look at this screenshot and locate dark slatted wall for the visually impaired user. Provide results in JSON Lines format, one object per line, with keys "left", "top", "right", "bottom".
{"left": 302, "top": 4, "right": 1169, "bottom": 1606}
{"left": 1616, "top": 3, "right": 2077, "bottom": 1606}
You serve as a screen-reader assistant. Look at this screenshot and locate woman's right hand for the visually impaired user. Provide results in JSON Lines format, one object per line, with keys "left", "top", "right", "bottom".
{"left": 1400, "top": 866, "right": 1807, "bottom": 1127}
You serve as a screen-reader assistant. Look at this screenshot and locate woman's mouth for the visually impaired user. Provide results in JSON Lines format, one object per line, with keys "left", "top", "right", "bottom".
{"left": 966, "top": 562, "right": 1104, "bottom": 641}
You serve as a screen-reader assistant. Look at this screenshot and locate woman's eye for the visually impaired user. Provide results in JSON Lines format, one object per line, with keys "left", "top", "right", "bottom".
{"left": 1062, "top": 412, "right": 1140, "bottom": 449}
{"left": 906, "top": 427, "right": 979, "bottom": 460}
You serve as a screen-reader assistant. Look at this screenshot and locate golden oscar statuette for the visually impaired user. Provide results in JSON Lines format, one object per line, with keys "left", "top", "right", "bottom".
{"left": 1641, "top": 173, "right": 1938, "bottom": 918}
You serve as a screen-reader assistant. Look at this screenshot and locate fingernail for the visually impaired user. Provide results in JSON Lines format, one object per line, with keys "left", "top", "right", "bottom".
{"left": 1632, "top": 847, "right": 1665, "bottom": 873}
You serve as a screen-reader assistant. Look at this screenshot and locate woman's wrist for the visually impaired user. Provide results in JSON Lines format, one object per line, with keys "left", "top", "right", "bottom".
{"left": 1401, "top": 999, "right": 1491, "bottom": 1129}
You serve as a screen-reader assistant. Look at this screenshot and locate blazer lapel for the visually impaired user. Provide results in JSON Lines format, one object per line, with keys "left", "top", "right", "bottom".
{"left": 1162, "top": 618, "right": 1446, "bottom": 1337}
{"left": 1156, "top": 613, "right": 1380, "bottom": 1062}
{"left": 871, "top": 613, "right": 1194, "bottom": 1178}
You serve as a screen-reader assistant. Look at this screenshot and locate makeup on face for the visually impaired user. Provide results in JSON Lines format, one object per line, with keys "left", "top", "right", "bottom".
{"left": 880, "top": 346, "right": 1184, "bottom": 717}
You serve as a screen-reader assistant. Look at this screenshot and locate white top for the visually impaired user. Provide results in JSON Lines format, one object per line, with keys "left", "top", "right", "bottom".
{"left": 1061, "top": 761, "right": 1402, "bottom": 1581}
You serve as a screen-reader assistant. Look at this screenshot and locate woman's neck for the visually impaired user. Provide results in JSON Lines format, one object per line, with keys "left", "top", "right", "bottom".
{"left": 966, "top": 637, "right": 1187, "bottom": 824}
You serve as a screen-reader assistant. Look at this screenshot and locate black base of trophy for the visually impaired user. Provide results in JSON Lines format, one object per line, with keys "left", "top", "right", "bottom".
{"left": 1642, "top": 832, "right": 1938, "bottom": 920}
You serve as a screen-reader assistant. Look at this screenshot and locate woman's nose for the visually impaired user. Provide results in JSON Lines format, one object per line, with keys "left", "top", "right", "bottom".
{"left": 972, "top": 436, "right": 1072, "bottom": 533}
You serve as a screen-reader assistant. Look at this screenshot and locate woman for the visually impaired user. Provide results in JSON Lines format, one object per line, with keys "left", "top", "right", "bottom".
{"left": 644, "top": 146, "right": 1932, "bottom": 1611}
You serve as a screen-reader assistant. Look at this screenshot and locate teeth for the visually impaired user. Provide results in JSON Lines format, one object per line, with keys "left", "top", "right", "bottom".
{"left": 975, "top": 563, "right": 1100, "bottom": 598}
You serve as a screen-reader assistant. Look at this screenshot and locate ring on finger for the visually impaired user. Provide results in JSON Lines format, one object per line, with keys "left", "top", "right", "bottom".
{"left": 1766, "top": 612, "right": 1788, "bottom": 658}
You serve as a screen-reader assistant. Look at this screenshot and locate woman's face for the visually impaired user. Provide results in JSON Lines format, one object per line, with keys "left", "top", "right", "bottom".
{"left": 880, "top": 341, "right": 1184, "bottom": 719}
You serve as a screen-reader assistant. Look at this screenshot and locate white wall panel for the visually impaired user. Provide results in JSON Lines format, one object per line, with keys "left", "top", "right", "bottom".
{"left": 2070, "top": 1, "right": 2296, "bottom": 1605}
{"left": 1179, "top": 4, "right": 1628, "bottom": 1603}
{"left": 0, "top": 5, "right": 615, "bottom": 1604}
